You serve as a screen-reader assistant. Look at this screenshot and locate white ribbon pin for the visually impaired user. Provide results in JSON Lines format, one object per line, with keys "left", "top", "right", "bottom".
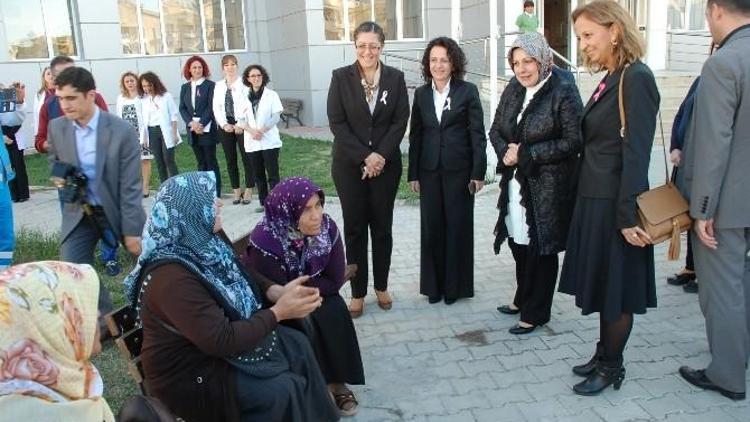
{"left": 380, "top": 90, "right": 388, "bottom": 105}
{"left": 443, "top": 97, "right": 451, "bottom": 111}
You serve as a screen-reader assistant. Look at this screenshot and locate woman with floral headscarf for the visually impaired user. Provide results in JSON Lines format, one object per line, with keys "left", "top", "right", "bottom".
{"left": 0, "top": 261, "right": 114, "bottom": 421}
{"left": 244, "top": 177, "right": 364, "bottom": 417}
{"left": 124, "top": 171, "right": 339, "bottom": 422}
{"left": 489, "top": 31, "right": 583, "bottom": 335}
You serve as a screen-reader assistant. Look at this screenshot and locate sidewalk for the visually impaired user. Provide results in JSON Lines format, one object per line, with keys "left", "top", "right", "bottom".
{"left": 12, "top": 148, "right": 749, "bottom": 421}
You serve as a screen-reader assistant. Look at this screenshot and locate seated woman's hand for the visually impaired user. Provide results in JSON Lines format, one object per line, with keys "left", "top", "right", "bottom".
{"left": 270, "top": 276, "right": 322, "bottom": 321}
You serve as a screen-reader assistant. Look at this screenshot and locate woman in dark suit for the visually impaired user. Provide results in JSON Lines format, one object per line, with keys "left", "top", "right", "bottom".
{"left": 408, "top": 37, "right": 486, "bottom": 305}
{"left": 559, "top": 0, "right": 659, "bottom": 395}
{"left": 180, "top": 55, "right": 221, "bottom": 197}
{"left": 327, "top": 21, "right": 409, "bottom": 318}
{"left": 490, "top": 32, "right": 583, "bottom": 333}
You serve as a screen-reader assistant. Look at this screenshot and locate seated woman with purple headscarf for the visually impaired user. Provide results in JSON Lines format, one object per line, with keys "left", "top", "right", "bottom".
{"left": 245, "top": 177, "right": 365, "bottom": 417}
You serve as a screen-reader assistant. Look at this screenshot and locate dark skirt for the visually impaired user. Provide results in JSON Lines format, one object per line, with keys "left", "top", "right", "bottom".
{"left": 285, "top": 295, "right": 365, "bottom": 385}
{"left": 558, "top": 197, "right": 656, "bottom": 321}
{"left": 236, "top": 326, "right": 340, "bottom": 422}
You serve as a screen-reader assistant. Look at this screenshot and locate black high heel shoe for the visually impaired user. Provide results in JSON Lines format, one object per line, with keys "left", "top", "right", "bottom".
{"left": 572, "top": 342, "right": 603, "bottom": 377}
{"left": 573, "top": 360, "right": 625, "bottom": 396}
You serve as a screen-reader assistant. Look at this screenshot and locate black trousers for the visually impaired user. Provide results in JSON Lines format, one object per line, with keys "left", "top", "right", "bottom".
{"left": 2, "top": 126, "right": 29, "bottom": 201}
{"left": 249, "top": 148, "right": 280, "bottom": 205}
{"left": 332, "top": 159, "right": 401, "bottom": 299}
{"left": 219, "top": 129, "right": 254, "bottom": 189}
{"left": 191, "top": 140, "right": 221, "bottom": 197}
{"left": 508, "top": 238, "right": 559, "bottom": 326}
{"left": 418, "top": 167, "right": 475, "bottom": 300}
{"left": 148, "top": 126, "right": 179, "bottom": 183}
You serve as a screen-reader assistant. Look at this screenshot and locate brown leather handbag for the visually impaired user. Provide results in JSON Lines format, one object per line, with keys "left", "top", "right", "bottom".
{"left": 618, "top": 64, "right": 692, "bottom": 260}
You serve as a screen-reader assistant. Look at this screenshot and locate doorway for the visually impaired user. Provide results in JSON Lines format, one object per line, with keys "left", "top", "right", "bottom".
{"left": 543, "top": 0, "right": 571, "bottom": 67}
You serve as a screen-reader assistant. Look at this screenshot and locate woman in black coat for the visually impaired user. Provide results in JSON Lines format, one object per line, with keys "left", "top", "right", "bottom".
{"left": 327, "top": 21, "right": 410, "bottom": 317}
{"left": 408, "top": 37, "right": 487, "bottom": 304}
{"left": 490, "top": 32, "right": 583, "bottom": 333}
{"left": 179, "top": 55, "right": 221, "bottom": 197}
{"left": 559, "top": 1, "right": 659, "bottom": 396}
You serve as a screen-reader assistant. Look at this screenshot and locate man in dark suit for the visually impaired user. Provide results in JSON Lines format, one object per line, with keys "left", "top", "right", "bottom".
{"left": 47, "top": 67, "right": 146, "bottom": 324}
{"left": 678, "top": 0, "right": 750, "bottom": 401}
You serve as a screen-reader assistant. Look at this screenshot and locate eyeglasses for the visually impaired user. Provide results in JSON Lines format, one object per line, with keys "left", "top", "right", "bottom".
{"left": 248, "top": 74, "right": 263, "bottom": 78}
{"left": 356, "top": 44, "right": 382, "bottom": 52}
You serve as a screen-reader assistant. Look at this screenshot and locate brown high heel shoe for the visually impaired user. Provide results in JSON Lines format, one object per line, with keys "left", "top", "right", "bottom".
{"left": 348, "top": 298, "right": 364, "bottom": 318}
{"left": 375, "top": 290, "right": 392, "bottom": 311}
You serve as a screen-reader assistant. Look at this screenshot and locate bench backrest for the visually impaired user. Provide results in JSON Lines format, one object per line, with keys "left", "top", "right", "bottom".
{"left": 281, "top": 98, "right": 302, "bottom": 112}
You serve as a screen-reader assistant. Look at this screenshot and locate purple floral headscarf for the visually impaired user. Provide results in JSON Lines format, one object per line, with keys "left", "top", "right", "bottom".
{"left": 249, "top": 177, "right": 335, "bottom": 278}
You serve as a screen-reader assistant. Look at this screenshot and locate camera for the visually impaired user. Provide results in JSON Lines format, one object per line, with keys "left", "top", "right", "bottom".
{"left": 0, "top": 87, "right": 17, "bottom": 113}
{"left": 50, "top": 161, "right": 89, "bottom": 204}
{"left": 50, "top": 161, "right": 121, "bottom": 275}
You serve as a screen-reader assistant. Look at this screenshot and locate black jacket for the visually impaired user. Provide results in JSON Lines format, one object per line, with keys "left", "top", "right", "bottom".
{"left": 408, "top": 79, "right": 487, "bottom": 181}
{"left": 179, "top": 79, "right": 217, "bottom": 146}
{"left": 489, "top": 73, "right": 583, "bottom": 255}
{"left": 577, "top": 61, "right": 660, "bottom": 229}
{"left": 327, "top": 63, "right": 409, "bottom": 167}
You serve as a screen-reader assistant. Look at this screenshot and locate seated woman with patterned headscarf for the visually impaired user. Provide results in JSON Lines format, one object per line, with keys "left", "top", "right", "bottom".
{"left": 124, "top": 171, "right": 339, "bottom": 422}
{"left": 244, "top": 177, "right": 365, "bottom": 417}
{"left": 0, "top": 261, "right": 115, "bottom": 421}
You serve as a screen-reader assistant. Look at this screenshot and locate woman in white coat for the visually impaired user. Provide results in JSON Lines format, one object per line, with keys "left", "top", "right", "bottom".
{"left": 116, "top": 71, "right": 152, "bottom": 197}
{"left": 238, "top": 64, "right": 283, "bottom": 210}
{"left": 139, "top": 71, "right": 180, "bottom": 183}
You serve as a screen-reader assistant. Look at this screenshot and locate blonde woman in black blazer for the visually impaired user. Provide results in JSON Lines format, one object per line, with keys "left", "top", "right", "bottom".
{"left": 408, "top": 37, "right": 486, "bottom": 305}
{"left": 327, "top": 21, "right": 409, "bottom": 318}
{"left": 559, "top": 1, "right": 660, "bottom": 396}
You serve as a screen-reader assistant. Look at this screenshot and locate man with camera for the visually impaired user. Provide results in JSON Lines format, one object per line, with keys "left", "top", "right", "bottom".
{"left": 47, "top": 66, "right": 145, "bottom": 324}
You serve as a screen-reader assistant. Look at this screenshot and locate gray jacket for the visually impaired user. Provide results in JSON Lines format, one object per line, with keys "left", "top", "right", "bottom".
{"left": 683, "top": 26, "right": 750, "bottom": 228}
{"left": 47, "top": 109, "right": 146, "bottom": 241}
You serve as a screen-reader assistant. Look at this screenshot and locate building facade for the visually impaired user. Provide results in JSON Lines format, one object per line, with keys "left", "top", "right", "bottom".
{"left": 0, "top": 0, "right": 711, "bottom": 133}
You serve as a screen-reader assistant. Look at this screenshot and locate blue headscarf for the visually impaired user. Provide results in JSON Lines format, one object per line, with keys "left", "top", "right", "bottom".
{"left": 124, "top": 171, "right": 260, "bottom": 320}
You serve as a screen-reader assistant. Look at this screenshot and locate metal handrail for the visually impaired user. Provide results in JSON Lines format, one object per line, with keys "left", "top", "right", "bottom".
{"left": 550, "top": 48, "right": 581, "bottom": 87}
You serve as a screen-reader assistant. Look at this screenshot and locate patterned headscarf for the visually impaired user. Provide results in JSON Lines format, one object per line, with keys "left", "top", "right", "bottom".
{"left": 124, "top": 171, "right": 260, "bottom": 321}
{"left": 0, "top": 261, "right": 114, "bottom": 421}
{"left": 507, "top": 31, "right": 553, "bottom": 82}
{"left": 249, "top": 177, "right": 335, "bottom": 278}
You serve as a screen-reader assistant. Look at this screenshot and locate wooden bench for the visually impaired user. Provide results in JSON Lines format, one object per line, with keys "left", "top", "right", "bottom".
{"left": 105, "top": 231, "right": 356, "bottom": 391}
{"left": 280, "top": 98, "right": 303, "bottom": 128}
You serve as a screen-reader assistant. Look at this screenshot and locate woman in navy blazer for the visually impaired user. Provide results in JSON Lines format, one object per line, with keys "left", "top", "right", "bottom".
{"left": 408, "top": 37, "right": 486, "bottom": 305}
{"left": 179, "top": 56, "right": 221, "bottom": 197}
{"left": 327, "top": 21, "right": 410, "bottom": 318}
{"left": 558, "top": 1, "right": 660, "bottom": 396}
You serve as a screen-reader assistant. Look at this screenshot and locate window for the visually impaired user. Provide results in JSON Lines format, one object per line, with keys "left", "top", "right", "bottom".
{"left": 687, "top": 0, "right": 706, "bottom": 30}
{"left": 667, "top": 0, "right": 686, "bottom": 30}
{"left": 117, "top": 0, "right": 246, "bottom": 55}
{"left": 667, "top": 0, "right": 707, "bottom": 31}
{"left": 2, "top": 0, "right": 77, "bottom": 60}
{"left": 324, "top": 0, "right": 424, "bottom": 41}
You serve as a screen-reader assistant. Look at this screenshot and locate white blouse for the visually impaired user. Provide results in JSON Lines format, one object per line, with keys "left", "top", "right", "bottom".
{"left": 237, "top": 86, "right": 283, "bottom": 153}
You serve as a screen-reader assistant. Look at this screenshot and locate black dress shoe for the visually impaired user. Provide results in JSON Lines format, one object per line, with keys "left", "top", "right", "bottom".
{"left": 683, "top": 279, "right": 698, "bottom": 293}
{"left": 497, "top": 304, "right": 520, "bottom": 315}
{"left": 428, "top": 296, "right": 442, "bottom": 304}
{"left": 573, "top": 360, "right": 625, "bottom": 396}
{"left": 573, "top": 342, "right": 603, "bottom": 377}
{"left": 667, "top": 271, "right": 696, "bottom": 286}
{"left": 679, "top": 366, "right": 746, "bottom": 400}
{"left": 443, "top": 297, "right": 456, "bottom": 305}
{"left": 509, "top": 324, "right": 536, "bottom": 335}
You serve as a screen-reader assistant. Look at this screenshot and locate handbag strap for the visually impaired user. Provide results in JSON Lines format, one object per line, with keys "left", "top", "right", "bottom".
{"left": 617, "top": 63, "right": 670, "bottom": 184}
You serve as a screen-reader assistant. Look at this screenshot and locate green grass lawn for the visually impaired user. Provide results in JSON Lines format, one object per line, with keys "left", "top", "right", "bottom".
{"left": 25, "top": 134, "right": 419, "bottom": 202}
